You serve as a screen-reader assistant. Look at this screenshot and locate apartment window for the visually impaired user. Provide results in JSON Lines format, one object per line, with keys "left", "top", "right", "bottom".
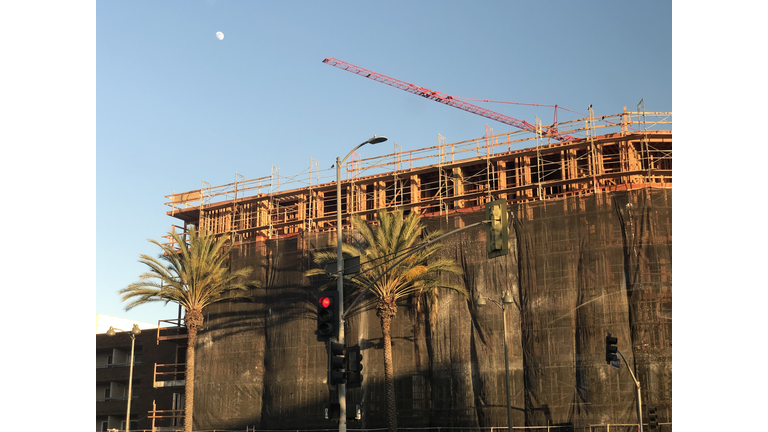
{"left": 172, "top": 393, "right": 185, "bottom": 426}
{"left": 104, "top": 388, "right": 111, "bottom": 400}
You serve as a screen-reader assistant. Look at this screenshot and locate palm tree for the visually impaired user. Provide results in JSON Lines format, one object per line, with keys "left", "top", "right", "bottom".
{"left": 119, "top": 227, "right": 255, "bottom": 432}
{"left": 307, "top": 209, "right": 465, "bottom": 432}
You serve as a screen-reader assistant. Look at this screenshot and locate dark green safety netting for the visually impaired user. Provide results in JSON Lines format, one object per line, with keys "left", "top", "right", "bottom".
{"left": 191, "top": 187, "right": 671, "bottom": 431}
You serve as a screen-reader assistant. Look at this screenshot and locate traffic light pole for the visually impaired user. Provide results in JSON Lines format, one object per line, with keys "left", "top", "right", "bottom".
{"left": 617, "top": 350, "right": 644, "bottom": 432}
{"left": 334, "top": 136, "right": 388, "bottom": 432}
{"left": 336, "top": 155, "right": 347, "bottom": 432}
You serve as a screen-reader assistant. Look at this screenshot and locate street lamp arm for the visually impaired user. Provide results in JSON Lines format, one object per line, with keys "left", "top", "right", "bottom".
{"left": 106, "top": 324, "right": 141, "bottom": 338}
{"left": 483, "top": 297, "right": 504, "bottom": 310}
{"left": 617, "top": 349, "right": 641, "bottom": 388}
{"left": 340, "top": 136, "right": 387, "bottom": 166}
{"left": 340, "top": 144, "right": 364, "bottom": 166}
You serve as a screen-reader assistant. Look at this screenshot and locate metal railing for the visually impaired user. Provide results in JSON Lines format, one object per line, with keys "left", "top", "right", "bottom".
{"left": 154, "top": 362, "right": 186, "bottom": 387}
{"left": 164, "top": 111, "right": 672, "bottom": 213}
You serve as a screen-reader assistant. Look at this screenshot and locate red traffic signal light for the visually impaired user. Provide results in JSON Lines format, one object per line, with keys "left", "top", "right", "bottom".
{"left": 317, "top": 291, "right": 339, "bottom": 341}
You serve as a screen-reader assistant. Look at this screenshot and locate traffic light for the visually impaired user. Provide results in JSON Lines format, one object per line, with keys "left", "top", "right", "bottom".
{"left": 328, "top": 341, "right": 345, "bottom": 389}
{"left": 605, "top": 333, "right": 618, "bottom": 364}
{"left": 485, "top": 199, "right": 509, "bottom": 259}
{"left": 648, "top": 406, "right": 658, "bottom": 430}
{"left": 346, "top": 345, "right": 363, "bottom": 388}
{"left": 317, "top": 291, "right": 339, "bottom": 341}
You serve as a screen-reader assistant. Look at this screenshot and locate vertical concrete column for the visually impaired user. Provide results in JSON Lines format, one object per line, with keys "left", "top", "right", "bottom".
{"left": 497, "top": 160, "right": 508, "bottom": 199}
{"left": 567, "top": 149, "right": 578, "bottom": 192}
{"left": 523, "top": 156, "right": 533, "bottom": 198}
{"left": 560, "top": 151, "right": 567, "bottom": 182}
{"left": 316, "top": 191, "right": 324, "bottom": 229}
{"left": 344, "top": 183, "right": 351, "bottom": 216}
{"left": 298, "top": 198, "right": 306, "bottom": 233}
{"left": 410, "top": 174, "right": 421, "bottom": 213}
{"left": 258, "top": 201, "right": 266, "bottom": 229}
{"left": 358, "top": 184, "right": 367, "bottom": 219}
{"left": 376, "top": 181, "right": 386, "bottom": 208}
{"left": 453, "top": 167, "right": 464, "bottom": 209}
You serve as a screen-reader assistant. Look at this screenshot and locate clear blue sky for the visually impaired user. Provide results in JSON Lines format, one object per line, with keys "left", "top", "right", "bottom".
{"left": 7, "top": 2, "right": 768, "bottom": 430}
{"left": 95, "top": 0, "right": 672, "bottom": 325}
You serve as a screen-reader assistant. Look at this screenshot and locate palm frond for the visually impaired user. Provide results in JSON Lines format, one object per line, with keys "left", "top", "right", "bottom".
{"left": 304, "top": 209, "right": 464, "bottom": 310}
{"left": 120, "top": 227, "right": 257, "bottom": 318}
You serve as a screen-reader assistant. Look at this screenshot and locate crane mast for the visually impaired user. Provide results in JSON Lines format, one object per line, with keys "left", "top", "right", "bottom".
{"left": 322, "top": 58, "right": 576, "bottom": 142}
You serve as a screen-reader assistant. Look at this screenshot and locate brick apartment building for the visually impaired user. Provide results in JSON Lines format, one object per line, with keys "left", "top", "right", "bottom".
{"left": 96, "top": 315, "right": 187, "bottom": 432}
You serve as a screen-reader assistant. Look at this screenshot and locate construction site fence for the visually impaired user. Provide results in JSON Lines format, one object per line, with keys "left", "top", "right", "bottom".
{"left": 106, "top": 425, "right": 672, "bottom": 432}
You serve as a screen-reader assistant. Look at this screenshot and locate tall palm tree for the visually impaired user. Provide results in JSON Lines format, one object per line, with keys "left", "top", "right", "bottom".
{"left": 119, "top": 227, "right": 255, "bottom": 432}
{"left": 307, "top": 209, "right": 465, "bottom": 432}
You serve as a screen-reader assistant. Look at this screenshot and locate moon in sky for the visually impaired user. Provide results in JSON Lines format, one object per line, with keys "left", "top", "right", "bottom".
{"left": 216, "top": 31, "right": 224, "bottom": 40}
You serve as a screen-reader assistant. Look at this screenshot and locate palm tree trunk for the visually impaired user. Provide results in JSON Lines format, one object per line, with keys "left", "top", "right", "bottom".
{"left": 184, "top": 329, "right": 197, "bottom": 432}
{"left": 184, "top": 327, "right": 196, "bottom": 432}
{"left": 184, "top": 310, "right": 204, "bottom": 432}
{"left": 378, "top": 299, "right": 398, "bottom": 432}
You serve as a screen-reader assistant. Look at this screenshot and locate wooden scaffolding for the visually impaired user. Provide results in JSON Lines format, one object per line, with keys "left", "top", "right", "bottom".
{"left": 163, "top": 109, "right": 672, "bottom": 250}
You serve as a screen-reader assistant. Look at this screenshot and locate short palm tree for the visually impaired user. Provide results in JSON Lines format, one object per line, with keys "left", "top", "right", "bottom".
{"left": 307, "top": 209, "right": 465, "bottom": 432}
{"left": 119, "top": 227, "right": 255, "bottom": 432}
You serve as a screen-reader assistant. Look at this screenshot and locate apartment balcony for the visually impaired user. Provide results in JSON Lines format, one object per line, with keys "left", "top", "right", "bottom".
{"left": 154, "top": 362, "right": 186, "bottom": 388}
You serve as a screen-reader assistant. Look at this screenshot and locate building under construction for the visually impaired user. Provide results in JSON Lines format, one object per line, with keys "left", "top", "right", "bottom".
{"left": 156, "top": 109, "right": 672, "bottom": 431}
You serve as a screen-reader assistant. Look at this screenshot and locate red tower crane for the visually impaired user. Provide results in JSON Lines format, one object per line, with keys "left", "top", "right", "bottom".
{"left": 322, "top": 58, "right": 577, "bottom": 142}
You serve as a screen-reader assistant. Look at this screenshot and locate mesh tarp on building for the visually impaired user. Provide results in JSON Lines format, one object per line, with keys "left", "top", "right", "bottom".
{"left": 192, "top": 187, "right": 671, "bottom": 431}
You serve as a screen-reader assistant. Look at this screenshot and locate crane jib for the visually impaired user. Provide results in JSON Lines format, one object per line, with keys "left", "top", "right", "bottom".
{"left": 322, "top": 57, "right": 574, "bottom": 142}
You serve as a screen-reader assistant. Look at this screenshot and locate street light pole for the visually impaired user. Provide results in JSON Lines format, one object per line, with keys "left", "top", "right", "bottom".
{"left": 107, "top": 324, "right": 142, "bottom": 432}
{"left": 336, "top": 135, "right": 387, "bottom": 432}
{"left": 477, "top": 291, "right": 515, "bottom": 432}
{"left": 616, "top": 350, "right": 644, "bottom": 432}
